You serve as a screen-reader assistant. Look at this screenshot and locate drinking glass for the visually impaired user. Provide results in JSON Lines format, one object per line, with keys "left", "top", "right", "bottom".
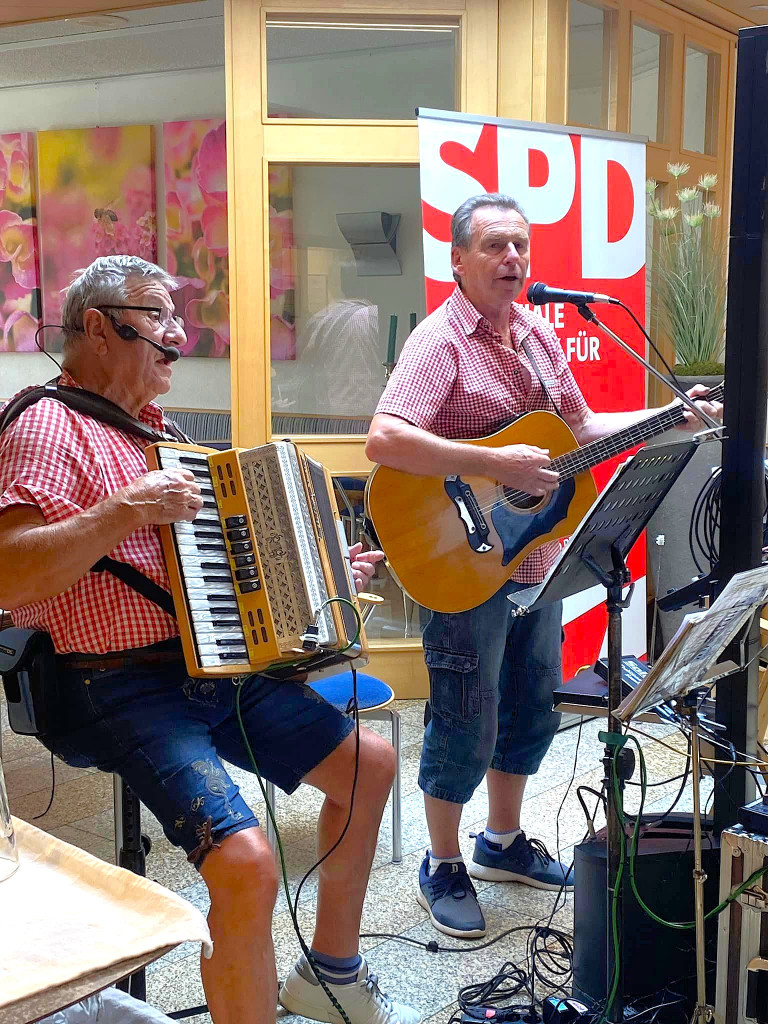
{"left": 0, "top": 756, "right": 19, "bottom": 881}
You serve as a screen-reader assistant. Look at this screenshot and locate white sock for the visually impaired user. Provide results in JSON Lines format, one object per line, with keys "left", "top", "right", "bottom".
{"left": 484, "top": 827, "right": 521, "bottom": 850}
{"left": 428, "top": 852, "right": 464, "bottom": 875}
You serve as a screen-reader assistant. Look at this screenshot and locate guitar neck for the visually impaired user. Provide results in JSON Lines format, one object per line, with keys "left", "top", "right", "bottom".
{"left": 552, "top": 382, "right": 724, "bottom": 481}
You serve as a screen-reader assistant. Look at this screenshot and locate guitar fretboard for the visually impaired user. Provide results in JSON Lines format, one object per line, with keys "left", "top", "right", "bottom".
{"left": 551, "top": 382, "right": 724, "bottom": 483}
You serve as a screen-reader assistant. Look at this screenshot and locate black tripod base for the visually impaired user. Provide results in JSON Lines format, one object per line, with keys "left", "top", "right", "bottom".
{"left": 572, "top": 815, "right": 719, "bottom": 1015}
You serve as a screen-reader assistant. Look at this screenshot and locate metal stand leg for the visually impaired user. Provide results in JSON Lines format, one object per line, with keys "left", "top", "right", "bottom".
{"left": 113, "top": 775, "right": 147, "bottom": 1002}
{"left": 683, "top": 691, "right": 716, "bottom": 1024}
{"left": 366, "top": 708, "right": 402, "bottom": 864}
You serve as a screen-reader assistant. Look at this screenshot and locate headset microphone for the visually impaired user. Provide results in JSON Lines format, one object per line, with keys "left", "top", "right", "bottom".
{"left": 111, "top": 319, "right": 181, "bottom": 362}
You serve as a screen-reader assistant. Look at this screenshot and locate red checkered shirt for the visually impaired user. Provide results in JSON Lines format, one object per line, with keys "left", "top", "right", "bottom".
{"left": 0, "top": 371, "right": 179, "bottom": 653}
{"left": 375, "top": 286, "right": 589, "bottom": 584}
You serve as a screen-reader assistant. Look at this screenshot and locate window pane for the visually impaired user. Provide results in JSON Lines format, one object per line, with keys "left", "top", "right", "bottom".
{"left": 632, "top": 25, "right": 665, "bottom": 143}
{"left": 334, "top": 481, "right": 426, "bottom": 641}
{"left": 266, "top": 19, "right": 458, "bottom": 119}
{"left": 268, "top": 164, "right": 425, "bottom": 437}
{"left": 568, "top": 0, "right": 609, "bottom": 128}
{"left": 684, "top": 45, "right": 719, "bottom": 154}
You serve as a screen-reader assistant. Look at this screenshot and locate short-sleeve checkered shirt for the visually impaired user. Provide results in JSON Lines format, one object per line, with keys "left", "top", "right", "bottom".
{"left": 0, "top": 371, "right": 179, "bottom": 653}
{"left": 375, "top": 286, "right": 589, "bottom": 584}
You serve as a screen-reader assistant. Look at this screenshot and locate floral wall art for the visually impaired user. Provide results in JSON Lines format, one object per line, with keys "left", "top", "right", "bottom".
{"left": 268, "top": 164, "right": 297, "bottom": 360}
{"left": 164, "top": 119, "right": 229, "bottom": 358}
{"left": 0, "top": 133, "right": 41, "bottom": 352}
{"left": 0, "top": 118, "right": 295, "bottom": 361}
{"left": 37, "top": 125, "right": 156, "bottom": 339}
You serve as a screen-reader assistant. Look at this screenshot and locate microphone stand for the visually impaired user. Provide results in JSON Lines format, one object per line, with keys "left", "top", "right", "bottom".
{"left": 575, "top": 304, "right": 721, "bottom": 431}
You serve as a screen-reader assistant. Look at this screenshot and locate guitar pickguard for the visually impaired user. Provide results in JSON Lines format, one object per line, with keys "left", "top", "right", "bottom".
{"left": 492, "top": 479, "right": 576, "bottom": 567}
{"left": 444, "top": 475, "right": 493, "bottom": 554}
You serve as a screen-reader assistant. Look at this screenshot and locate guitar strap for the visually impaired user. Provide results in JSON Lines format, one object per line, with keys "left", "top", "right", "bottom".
{"left": 520, "top": 336, "right": 564, "bottom": 420}
{"left": 0, "top": 378, "right": 193, "bottom": 618}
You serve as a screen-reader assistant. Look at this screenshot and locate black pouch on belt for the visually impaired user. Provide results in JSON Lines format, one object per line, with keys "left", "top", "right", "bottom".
{"left": 0, "top": 627, "right": 57, "bottom": 736}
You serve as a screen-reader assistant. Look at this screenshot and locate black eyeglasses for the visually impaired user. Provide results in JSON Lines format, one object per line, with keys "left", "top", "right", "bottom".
{"left": 98, "top": 305, "right": 184, "bottom": 331}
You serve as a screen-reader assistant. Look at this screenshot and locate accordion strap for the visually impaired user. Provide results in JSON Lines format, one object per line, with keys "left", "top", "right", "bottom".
{"left": 1, "top": 379, "right": 184, "bottom": 619}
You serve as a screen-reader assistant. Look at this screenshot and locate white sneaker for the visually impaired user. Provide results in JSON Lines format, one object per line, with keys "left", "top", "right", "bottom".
{"left": 279, "top": 954, "right": 421, "bottom": 1024}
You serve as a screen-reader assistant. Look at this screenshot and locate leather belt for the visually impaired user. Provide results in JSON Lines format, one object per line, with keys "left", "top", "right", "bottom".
{"left": 59, "top": 640, "right": 184, "bottom": 672}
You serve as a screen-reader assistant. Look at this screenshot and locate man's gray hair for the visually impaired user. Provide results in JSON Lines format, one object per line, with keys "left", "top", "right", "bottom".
{"left": 451, "top": 193, "right": 529, "bottom": 250}
{"left": 60, "top": 255, "right": 177, "bottom": 352}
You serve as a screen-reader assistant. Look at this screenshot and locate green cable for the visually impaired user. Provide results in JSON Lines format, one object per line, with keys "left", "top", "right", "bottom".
{"left": 234, "top": 677, "right": 356, "bottom": 1024}
{"left": 619, "top": 735, "right": 768, "bottom": 931}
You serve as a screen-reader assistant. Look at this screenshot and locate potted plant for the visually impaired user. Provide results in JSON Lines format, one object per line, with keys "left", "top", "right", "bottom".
{"left": 647, "top": 163, "right": 726, "bottom": 386}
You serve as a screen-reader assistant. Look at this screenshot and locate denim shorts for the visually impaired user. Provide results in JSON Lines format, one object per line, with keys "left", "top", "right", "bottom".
{"left": 44, "top": 656, "right": 353, "bottom": 865}
{"left": 419, "top": 580, "right": 563, "bottom": 804}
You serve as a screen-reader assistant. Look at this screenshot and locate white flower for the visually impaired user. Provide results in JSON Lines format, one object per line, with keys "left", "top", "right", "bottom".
{"left": 698, "top": 173, "right": 718, "bottom": 190}
{"left": 684, "top": 213, "right": 704, "bottom": 228}
{"left": 646, "top": 178, "right": 658, "bottom": 195}
{"left": 702, "top": 202, "right": 721, "bottom": 218}
{"left": 677, "top": 187, "right": 698, "bottom": 203}
{"left": 667, "top": 162, "right": 690, "bottom": 178}
{"left": 655, "top": 206, "right": 678, "bottom": 221}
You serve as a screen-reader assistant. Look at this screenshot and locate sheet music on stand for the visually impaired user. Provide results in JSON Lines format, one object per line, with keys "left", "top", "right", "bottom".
{"left": 614, "top": 563, "right": 768, "bottom": 721}
{"left": 506, "top": 437, "right": 703, "bottom": 614}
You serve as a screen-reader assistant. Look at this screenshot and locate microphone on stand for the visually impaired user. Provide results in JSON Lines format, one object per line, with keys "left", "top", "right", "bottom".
{"left": 526, "top": 281, "right": 620, "bottom": 307}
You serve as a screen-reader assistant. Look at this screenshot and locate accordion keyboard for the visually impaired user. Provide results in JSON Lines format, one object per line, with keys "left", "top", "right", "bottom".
{"left": 155, "top": 446, "right": 250, "bottom": 668}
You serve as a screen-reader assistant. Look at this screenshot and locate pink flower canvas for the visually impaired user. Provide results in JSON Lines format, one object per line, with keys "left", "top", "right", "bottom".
{"left": 37, "top": 125, "right": 156, "bottom": 343}
{"left": 164, "top": 118, "right": 230, "bottom": 357}
{"left": 0, "top": 133, "right": 41, "bottom": 353}
{"left": 268, "top": 164, "right": 296, "bottom": 360}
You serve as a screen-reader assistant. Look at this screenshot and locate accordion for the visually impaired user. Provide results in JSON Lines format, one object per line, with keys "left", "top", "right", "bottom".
{"left": 145, "top": 441, "right": 368, "bottom": 678}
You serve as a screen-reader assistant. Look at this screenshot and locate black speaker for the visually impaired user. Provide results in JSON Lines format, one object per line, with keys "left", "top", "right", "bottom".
{"left": 573, "top": 815, "right": 720, "bottom": 1012}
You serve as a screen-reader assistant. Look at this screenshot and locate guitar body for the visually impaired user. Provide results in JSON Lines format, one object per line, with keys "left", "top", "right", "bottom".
{"left": 365, "top": 411, "right": 598, "bottom": 614}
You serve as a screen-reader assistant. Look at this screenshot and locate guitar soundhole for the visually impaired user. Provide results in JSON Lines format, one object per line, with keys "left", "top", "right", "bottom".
{"left": 502, "top": 487, "right": 548, "bottom": 513}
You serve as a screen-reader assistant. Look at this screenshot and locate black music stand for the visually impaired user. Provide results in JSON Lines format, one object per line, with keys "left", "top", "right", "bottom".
{"left": 507, "top": 437, "right": 704, "bottom": 1024}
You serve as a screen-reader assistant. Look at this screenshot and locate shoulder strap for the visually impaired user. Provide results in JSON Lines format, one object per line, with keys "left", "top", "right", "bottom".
{"left": 520, "top": 336, "right": 563, "bottom": 420}
{"left": 90, "top": 556, "right": 177, "bottom": 618}
{"left": 0, "top": 382, "right": 193, "bottom": 444}
{"left": 0, "top": 380, "right": 185, "bottom": 619}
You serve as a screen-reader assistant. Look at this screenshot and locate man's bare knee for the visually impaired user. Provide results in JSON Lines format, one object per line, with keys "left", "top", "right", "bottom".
{"left": 345, "top": 729, "right": 396, "bottom": 803}
{"left": 200, "top": 827, "right": 278, "bottom": 913}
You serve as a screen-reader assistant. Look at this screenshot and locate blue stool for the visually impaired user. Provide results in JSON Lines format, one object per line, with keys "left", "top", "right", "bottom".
{"left": 264, "top": 671, "right": 402, "bottom": 864}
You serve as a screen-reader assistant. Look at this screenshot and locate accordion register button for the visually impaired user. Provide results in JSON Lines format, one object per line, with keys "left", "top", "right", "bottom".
{"left": 225, "top": 515, "right": 248, "bottom": 528}
{"left": 226, "top": 528, "right": 251, "bottom": 541}
{"left": 234, "top": 554, "right": 255, "bottom": 567}
{"left": 239, "top": 580, "right": 262, "bottom": 593}
{"left": 230, "top": 541, "right": 253, "bottom": 554}
{"left": 235, "top": 567, "right": 258, "bottom": 581}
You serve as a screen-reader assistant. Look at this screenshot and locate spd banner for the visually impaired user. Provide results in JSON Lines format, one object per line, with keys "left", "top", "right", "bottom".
{"left": 417, "top": 108, "right": 647, "bottom": 678}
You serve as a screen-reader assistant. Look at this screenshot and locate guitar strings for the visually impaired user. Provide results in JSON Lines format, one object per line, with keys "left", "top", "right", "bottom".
{"left": 469, "top": 387, "right": 723, "bottom": 518}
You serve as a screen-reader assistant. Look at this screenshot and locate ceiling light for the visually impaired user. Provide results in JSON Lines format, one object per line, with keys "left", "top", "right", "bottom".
{"left": 63, "top": 14, "right": 130, "bottom": 28}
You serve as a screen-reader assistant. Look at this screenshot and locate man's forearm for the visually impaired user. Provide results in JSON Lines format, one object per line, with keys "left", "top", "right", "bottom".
{"left": 570, "top": 406, "right": 663, "bottom": 446}
{"left": 0, "top": 492, "right": 144, "bottom": 609}
{"left": 366, "top": 416, "right": 496, "bottom": 478}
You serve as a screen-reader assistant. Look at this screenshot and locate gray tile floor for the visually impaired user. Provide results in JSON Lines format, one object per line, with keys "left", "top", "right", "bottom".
{"left": 2, "top": 696, "right": 706, "bottom": 1023}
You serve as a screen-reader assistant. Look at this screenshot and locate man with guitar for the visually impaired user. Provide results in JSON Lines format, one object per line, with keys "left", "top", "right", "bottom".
{"left": 365, "top": 192, "right": 721, "bottom": 939}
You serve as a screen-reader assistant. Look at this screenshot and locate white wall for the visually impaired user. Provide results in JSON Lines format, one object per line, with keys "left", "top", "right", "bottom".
{"left": 0, "top": 68, "right": 225, "bottom": 133}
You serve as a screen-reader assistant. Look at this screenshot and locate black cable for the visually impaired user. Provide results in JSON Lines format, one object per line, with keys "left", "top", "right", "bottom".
{"left": 234, "top": 656, "right": 363, "bottom": 1024}
{"left": 32, "top": 749, "right": 56, "bottom": 820}
{"left": 616, "top": 301, "right": 682, "bottom": 389}
{"left": 34, "top": 324, "right": 63, "bottom": 372}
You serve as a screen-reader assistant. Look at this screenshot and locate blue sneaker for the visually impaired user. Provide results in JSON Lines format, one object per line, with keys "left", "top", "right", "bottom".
{"left": 469, "top": 831, "right": 574, "bottom": 891}
{"left": 416, "top": 854, "right": 486, "bottom": 938}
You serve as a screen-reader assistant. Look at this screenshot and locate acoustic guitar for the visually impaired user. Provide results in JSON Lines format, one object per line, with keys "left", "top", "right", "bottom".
{"left": 365, "top": 384, "right": 723, "bottom": 614}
